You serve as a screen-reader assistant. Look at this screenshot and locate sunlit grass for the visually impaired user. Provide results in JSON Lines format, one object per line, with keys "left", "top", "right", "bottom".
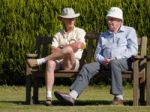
{"left": 0, "top": 85, "right": 150, "bottom": 112}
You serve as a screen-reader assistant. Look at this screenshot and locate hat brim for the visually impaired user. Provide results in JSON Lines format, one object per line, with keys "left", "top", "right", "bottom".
{"left": 58, "top": 13, "right": 80, "bottom": 19}
{"left": 106, "top": 15, "right": 123, "bottom": 20}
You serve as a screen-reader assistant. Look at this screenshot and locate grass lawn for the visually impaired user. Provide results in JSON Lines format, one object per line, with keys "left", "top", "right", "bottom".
{"left": 0, "top": 85, "right": 150, "bottom": 112}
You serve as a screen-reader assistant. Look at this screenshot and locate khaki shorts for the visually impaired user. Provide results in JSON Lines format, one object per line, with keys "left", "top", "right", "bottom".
{"left": 55, "top": 59, "right": 79, "bottom": 71}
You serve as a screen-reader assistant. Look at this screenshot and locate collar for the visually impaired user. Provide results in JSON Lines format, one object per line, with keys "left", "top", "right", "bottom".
{"left": 62, "top": 26, "right": 76, "bottom": 34}
{"left": 108, "top": 25, "right": 125, "bottom": 34}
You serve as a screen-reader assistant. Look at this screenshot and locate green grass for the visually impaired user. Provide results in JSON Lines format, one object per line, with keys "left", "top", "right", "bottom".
{"left": 0, "top": 85, "right": 150, "bottom": 112}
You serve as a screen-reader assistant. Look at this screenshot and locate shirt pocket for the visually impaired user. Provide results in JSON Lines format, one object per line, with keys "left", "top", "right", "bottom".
{"left": 117, "top": 37, "right": 127, "bottom": 47}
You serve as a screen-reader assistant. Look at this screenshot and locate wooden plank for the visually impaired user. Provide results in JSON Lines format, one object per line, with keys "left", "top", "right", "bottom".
{"left": 146, "top": 56, "right": 150, "bottom": 105}
{"left": 25, "top": 75, "right": 32, "bottom": 104}
{"left": 140, "top": 36, "right": 147, "bottom": 56}
{"left": 133, "top": 60, "right": 139, "bottom": 106}
{"left": 32, "top": 70, "right": 78, "bottom": 78}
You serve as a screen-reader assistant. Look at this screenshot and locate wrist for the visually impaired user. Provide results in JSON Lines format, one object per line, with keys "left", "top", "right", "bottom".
{"left": 59, "top": 45, "right": 64, "bottom": 49}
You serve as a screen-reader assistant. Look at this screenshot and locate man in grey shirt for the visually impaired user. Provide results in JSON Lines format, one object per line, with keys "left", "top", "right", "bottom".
{"left": 54, "top": 7, "right": 138, "bottom": 105}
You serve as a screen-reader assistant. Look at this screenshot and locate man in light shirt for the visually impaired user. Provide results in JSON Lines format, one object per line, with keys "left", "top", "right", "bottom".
{"left": 27, "top": 8, "right": 86, "bottom": 105}
{"left": 54, "top": 7, "right": 138, "bottom": 105}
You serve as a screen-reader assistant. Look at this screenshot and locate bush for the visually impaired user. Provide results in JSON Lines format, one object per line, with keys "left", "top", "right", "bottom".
{"left": 0, "top": 0, "right": 150, "bottom": 84}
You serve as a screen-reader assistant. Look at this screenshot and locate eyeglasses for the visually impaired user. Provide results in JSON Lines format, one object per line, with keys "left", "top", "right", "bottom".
{"left": 107, "top": 17, "right": 121, "bottom": 22}
{"left": 66, "top": 18, "right": 75, "bottom": 21}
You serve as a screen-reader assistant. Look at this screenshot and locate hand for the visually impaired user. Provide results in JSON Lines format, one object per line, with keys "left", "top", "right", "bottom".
{"left": 76, "top": 40, "right": 85, "bottom": 49}
{"left": 70, "top": 40, "right": 84, "bottom": 51}
{"left": 102, "top": 58, "right": 112, "bottom": 68}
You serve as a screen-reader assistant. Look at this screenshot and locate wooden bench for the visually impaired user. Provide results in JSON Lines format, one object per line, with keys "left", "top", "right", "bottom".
{"left": 145, "top": 55, "right": 150, "bottom": 105}
{"left": 25, "top": 33, "right": 147, "bottom": 106}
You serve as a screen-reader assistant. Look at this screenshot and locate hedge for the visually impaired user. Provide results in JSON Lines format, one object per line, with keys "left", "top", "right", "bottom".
{"left": 0, "top": 0, "right": 150, "bottom": 84}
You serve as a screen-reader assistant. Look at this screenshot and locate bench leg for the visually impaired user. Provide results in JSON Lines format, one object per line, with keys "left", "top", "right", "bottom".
{"left": 139, "top": 81, "right": 145, "bottom": 105}
{"left": 26, "top": 75, "right": 32, "bottom": 104}
{"left": 133, "top": 61, "right": 139, "bottom": 106}
{"left": 146, "top": 59, "right": 150, "bottom": 105}
{"left": 32, "top": 72, "right": 39, "bottom": 104}
{"left": 133, "top": 81, "right": 139, "bottom": 105}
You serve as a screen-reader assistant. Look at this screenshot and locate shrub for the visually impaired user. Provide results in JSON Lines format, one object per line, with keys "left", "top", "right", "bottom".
{"left": 0, "top": 0, "right": 150, "bottom": 84}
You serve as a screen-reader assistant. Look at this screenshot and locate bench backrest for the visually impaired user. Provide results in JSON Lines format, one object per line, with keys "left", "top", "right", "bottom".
{"left": 35, "top": 36, "right": 52, "bottom": 58}
{"left": 85, "top": 32, "right": 147, "bottom": 63}
{"left": 34, "top": 33, "right": 147, "bottom": 68}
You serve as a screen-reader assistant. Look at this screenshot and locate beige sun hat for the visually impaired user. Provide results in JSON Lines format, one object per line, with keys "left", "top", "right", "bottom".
{"left": 106, "top": 7, "right": 123, "bottom": 20}
{"left": 59, "top": 8, "right": 80, "bottom": 19}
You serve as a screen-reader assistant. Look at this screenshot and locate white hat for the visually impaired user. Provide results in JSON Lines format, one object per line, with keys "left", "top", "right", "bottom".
{"left": 106, "top": 7, "right": 123, "bottom": 20}
{"left": 59, "top": 8, "right": 80, "bottom": 19}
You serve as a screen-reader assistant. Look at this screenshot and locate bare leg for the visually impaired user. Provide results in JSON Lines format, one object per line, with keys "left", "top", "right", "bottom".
{"left": 45, "top": 46, "right": 76, "bottom": 105}
{"left": 27, "top": 46, "right": 76, "bottom": 67}
{"left": 46, "top": 46, "right": 76, "bottom": 94}
{"left": 45, "top": 60, "right": 56, "bottom": 105}
{"left": 27, "top": 51, "right": 65, "bottom": 67}
{"left": 62, "top": 46, "right": 76, "bottom": 70}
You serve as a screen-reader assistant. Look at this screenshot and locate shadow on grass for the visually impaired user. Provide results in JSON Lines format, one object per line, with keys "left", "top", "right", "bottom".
{"left": 53, "top": 100, "right": 133, "bottom": 106}
{"left": 0, "top": 100, "right": 134, "bottom": 106}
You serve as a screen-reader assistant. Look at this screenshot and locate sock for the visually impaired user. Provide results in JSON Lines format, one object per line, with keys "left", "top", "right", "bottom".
{"left": 37, "top": 58, "right": 46, "bottom": 65}
{"left": 46, "top": 91, "right": 52, "bottom": 98}
{"left": 69, "top": 90, "right": 78, "bottom": 100}
{"left": 116, "top": 94, "right": 123, "bottom": 100}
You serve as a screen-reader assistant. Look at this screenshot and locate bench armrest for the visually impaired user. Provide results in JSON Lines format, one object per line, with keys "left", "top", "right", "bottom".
{"left": 132, "top": 55, "right": 145, "bottom": 60}
{"left": 26, "top": 53, "right": 38, "bottom": 58}
{"left": 145, "top": 55, "right": 150, "bottom": 59}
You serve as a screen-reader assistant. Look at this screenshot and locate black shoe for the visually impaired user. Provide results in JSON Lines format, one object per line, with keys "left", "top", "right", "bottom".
{"left": 54, "top": 91, "right": 75, "bottom": 106}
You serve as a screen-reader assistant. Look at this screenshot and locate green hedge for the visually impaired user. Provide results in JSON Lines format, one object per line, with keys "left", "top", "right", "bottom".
{"left": 0, "top": 0, "right": 150, "bottom": 84}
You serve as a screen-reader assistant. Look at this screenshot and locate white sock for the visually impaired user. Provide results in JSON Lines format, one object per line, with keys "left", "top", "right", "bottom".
{"left": 37, "top": 58, "right": 46, "bottom": 65}
{"left": 116, "top": 95, "right": 123, "bottom": 100}
{"left": 46, "top": 91, "right": 52, "bottom": 98}
{"left": 69, "top": 90, "right": 78, "bottom": 100}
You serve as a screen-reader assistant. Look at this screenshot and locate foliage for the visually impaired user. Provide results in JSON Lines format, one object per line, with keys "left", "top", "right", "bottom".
{"left": 0, "top": 0, "right": 150, "bottom": 84}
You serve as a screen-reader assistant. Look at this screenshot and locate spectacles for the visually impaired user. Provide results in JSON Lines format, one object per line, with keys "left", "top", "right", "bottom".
{"left": 107, "top": 17, "right": 121, "bottom": 22}
{"left": 66, "top": 18, "right": 75, "bottom": 21}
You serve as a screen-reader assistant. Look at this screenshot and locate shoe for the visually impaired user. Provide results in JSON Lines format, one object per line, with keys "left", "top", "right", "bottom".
{"left": 45, "top": 97, "right": 52, "bottom": 106}
{"left": 112, "top": 97, "right": 124, "bottom": 105}
{"left": 54, "top": 91, "right": 75, "bottom": 106}
{"left": 32, "top": 96, "right": 40, "bottom": 104}
{"left": 27, "top": 59, "right": 38, "bottom": 67}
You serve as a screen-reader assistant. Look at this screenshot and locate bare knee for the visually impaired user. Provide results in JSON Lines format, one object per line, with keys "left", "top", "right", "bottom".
{"left": 46, "top": 60, "right": 56, "bottom": 71}
{"left": 62, "top": 46, "right": 74, "bottom": 55}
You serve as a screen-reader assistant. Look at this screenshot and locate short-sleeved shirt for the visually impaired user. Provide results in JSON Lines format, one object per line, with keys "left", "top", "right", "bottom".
{"left": 52, "top": 27, "right": 86, "bottom": 60}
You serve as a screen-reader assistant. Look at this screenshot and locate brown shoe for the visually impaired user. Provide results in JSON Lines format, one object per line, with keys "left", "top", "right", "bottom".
{"left": 54, "top": 91, "right": 75, "bottom": 106}
{"left": 112, "top": 97, "right": 123, "bottom": 105}
{"left": 45, "top": 97, "right": 52, "bottom": 106}
{"left": 27, "top": 59, "right": 38, "bottom": 67}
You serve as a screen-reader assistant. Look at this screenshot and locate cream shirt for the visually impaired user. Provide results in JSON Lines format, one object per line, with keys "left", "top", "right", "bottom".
{"left": 52, "top": 27, "right": 86, "bottom": 60}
